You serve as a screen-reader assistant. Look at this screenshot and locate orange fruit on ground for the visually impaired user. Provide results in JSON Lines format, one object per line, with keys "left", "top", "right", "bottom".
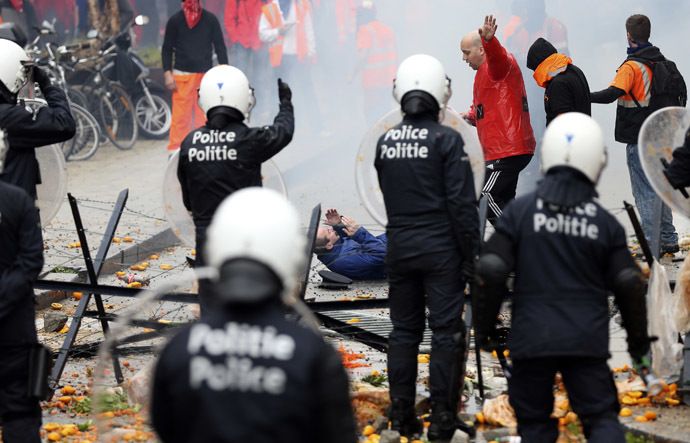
{"left": 362, "top": 425, "right": 375, "bottom": 436}
{"left": 628, "top": 391, "right": 643, "bottom": 398}
{"left": 635, "top": 416, "right": 648, "bottom": 422}
{"left": 620, "top": 408, "right": 632, "bottom": 417}
{"left": 61, "top": 385, "right": 76, "bottom": 395}
{"left": 476, "top": 412, "right": 486, "bottom": 424}
{"left": 58, "top": 396, "right": 72, "bottom": 404}
{"left": 46, "top": 431, "right": 61, "bottom": 441}
{"left": 44, "top": 423, "right": 60, "bottom": 431}
{"left": 621, "top": 396, "right": 637, "bottom": 405}
{"left": 644, "top": 411, "right": 657, "bottom": 420}
{"left": 51, "top": 303, "right": 63, "bottom": 310}
{"left": 667, "top": 398, "right": 680, "bottom": 406}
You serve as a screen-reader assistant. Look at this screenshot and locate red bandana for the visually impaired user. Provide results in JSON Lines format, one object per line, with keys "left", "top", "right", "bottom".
{"left": 10, "top": 0, "right": 23, "bottom": 12}
{"left": 182, "top": 0, "right": 202, "bottom": 29}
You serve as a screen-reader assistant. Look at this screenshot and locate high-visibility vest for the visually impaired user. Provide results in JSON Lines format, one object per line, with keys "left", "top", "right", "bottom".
{"left": 359, "top": 22, "right": 398, "bottom": 89}
{"left": 294, "top": 0, "right": 313, "bottom": 63}
{"left": 262, "top": 2, "right": 284, "bottom": 67}
{"left": 335, "top": 0, "right": 356, "bottom": 50}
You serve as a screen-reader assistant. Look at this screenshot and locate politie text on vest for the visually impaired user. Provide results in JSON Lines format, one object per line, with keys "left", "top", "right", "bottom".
{"left": 187, "top": 322, "right": 296, "bottom": 394}
{"left": 379, "top": 125, "right": 429, "bottom": 159}
{"left": 188, "top": 130, "right": 238, "bottom": 162}
{"left": 533, "top": 198, "right": 599, "bottom": 240}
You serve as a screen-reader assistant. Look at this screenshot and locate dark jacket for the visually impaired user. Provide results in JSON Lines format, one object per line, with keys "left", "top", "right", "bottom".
{"left": 317, "top": 227, "right": 387, "bottom": 280}
{"left": 162, "top": 9, "right": 228, "bottom": 73}
{"left": 489, "top": 192, "right": 635, "bottom": 359}
{"left": 0, "top": 182, "right": 43, "bottom": 345}
{"left": 527, "top": 38, "right": 591, "bottom": 126}
{"left": 0, "top": 86, "right": 76, "bottom": 199}
{"left": 374, "top": 113, "right": 479, "bottom": 262}
{"left": 151, "top": 305, "right": 357, "bottom": 443}
{"left": 177, "top": 101, "right": 294, "bottom": 231}
{"left": 665, "top": 127, "right": 690, "bottom": 189}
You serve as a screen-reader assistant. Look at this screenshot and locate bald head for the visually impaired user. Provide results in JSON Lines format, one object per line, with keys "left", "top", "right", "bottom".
{"left": 460, "top": 30, "right": 485, "bottom": 71}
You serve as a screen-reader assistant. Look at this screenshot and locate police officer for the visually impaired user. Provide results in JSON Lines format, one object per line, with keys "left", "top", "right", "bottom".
{"left": 151, "top": 188, "right": 357, "bottom": 443}
{"left": 0, "top": 39, "right": 76, "bottom": 200}
{"left": 0, "top": 131, "right": 45, "bottom": 443}
{"left": 374, "top": 54, "right": 479, "bottom": 440}
{"left": 662, "top": 125, "right": 690, "bottom": 191}
{"left": 177, "top": 65, "right": 293, "bottom": 306}
{"left": 474, "top": 113, "right": 651, "bottom": 443}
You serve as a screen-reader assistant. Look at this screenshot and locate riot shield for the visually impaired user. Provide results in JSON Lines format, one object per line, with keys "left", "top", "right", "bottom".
{"left": 35, "top": 144, "right": 68, "bottom": 227}
{"left": 638, "top": 106, "right": 690, "bottom": 219}
{"left": 162, "top": 150, "right": 288, "bottom": 247}
{"left": 355, "top": 106, "right": 485, "bottom": 226}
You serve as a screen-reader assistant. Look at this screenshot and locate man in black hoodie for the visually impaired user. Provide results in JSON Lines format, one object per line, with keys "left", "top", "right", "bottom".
{"left": 375, "top": 54, "right": 479, "bottom": 440}
{"left": 526, "top": 37, "right": 590, "bottom": 127}
{"left": 590, "top": 14, "right": 679, "bottom": 255}
{"left": 473, "top": 113, "right": 651, "bottom": 443}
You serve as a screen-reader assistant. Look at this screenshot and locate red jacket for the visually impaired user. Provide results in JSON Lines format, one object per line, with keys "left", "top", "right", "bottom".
{"left": 469, "top": 37, "right": 535, "bottom": 161}
{"left": 224, "top": 0, "right": 264, "bottom": 50}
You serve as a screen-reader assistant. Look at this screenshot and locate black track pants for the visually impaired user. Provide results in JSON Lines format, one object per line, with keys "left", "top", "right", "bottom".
{"left": 483, "top": 154, "right": 533, "bottom": 225}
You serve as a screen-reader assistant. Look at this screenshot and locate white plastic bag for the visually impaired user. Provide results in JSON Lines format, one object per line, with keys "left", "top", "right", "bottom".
{"left": 672, "top": 254, "right": 690, "bottom": 334}
{"left": 647, "top": 259, "right": 683, "bottom": 381}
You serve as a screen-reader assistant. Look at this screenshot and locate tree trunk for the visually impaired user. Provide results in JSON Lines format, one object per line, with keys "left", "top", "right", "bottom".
{"left": 107, "top": 0, "right": 121, "bottom": 34}
{"left": 87, "top": 0, "right": 120, "bottom": 37}
{"left": 87, "top": 0, "right": 100, "bottom": 32}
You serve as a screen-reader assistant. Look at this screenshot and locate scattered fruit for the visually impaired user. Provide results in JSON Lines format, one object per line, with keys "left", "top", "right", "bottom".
{"left": 476, "top": 412, "right": 486, "bottom": 423}
{"left": 621, "top": 395, "right": 636, "bottom": 405}
{"left": 191, "top": 250, "right": 196, "bottom": 255}
{"left": 628, "top": 391, "right": 643, "bottom": 398}
{"left": 113, "top": 237, "right": 121, "bottom": 243}
{"left": 667, "top": 398, "right": 680, "bottom": 406}
{"left": 116, "top": 271, "right": 126, "bottom": 276}
{"left": 58, "top": 326, "right": 69, "bottom": 334}
{"left": 51, "top": 303, "right": 63, "bottom": 310}
{"left": 620, "top": 408, "right": 632, "bottom": 417}
{"left": 61, "top": 385, "right": 76, "bottom": 395}
{"left": 44, "top": 423, "right": 60, "bottom": 432}
{"left": 644, "top": 411, "right": 657, "bottom": 421}
{"left": 363, "top": 425, "right": 375, "bottom": 436}
{"left": 73, "top": 292, "right": 83, "bottom": 300}
{"left": 46, "top": 431, "right": 61, "bottom": 441}
{"left": 127, "top": 282, "right": 142, "bottom": 288}
{"left": 150, "top": 254, "right": 160, "bottom": 260}
{"left": 417, "top": 354, "right": 430, "bottom": 364}
{"left": 634, "top": 415, "right": 648, "bottom": 422}
{"left": 346, "top": 318, "right": 360, "bottom": 323}
{"left": 160, "top": 264, "right": 173, "bottom": 270}
{"left": 123, "top": 361, "right": 130, "bottom": 367}
{"left": 123, "top": 237, "right": 133, "bottom": 242}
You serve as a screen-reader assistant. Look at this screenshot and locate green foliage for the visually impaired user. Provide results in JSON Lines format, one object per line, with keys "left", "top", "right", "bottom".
{"left": 96, "top": 392, "right": 142, "bottom": 413}
{"left": 77, "top": 420, "right": 93, "bottom": 432}
{"left": 52, "top": 266, "right": 78, "bottom": 274}
{"left": 361, "top": 372, "right": 388, "bottom": 387}
{"left": 136, "top": 46, "right": 162, "bottom": 68}
{"left": 72, "top": 396, "right": 92, "bottom": 414}
{"left": 625, "top": 432, "right": 655, "bottom": 443}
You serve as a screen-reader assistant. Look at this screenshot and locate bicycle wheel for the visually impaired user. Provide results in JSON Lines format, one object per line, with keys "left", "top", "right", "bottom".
{"left": 62, "top": 103, "right": 101, "bottom": 161}
{"left": 67, "top": 86, "right": 89, "bottom": 110}
{"left": 135, "top": 91, "right": 171, "bottom": 139}
{"left": 99, "top": 83, "right": 138, "bottom": 150}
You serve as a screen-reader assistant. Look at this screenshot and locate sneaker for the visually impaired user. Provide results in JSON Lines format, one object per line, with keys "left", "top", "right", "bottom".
{"left": 662, "top": 243, "right": 680, "bottom": 255}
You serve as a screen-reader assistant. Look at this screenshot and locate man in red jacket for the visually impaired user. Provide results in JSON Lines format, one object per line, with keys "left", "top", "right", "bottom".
{"left": 461, "top": 15, "right": 535, "bottom": 225}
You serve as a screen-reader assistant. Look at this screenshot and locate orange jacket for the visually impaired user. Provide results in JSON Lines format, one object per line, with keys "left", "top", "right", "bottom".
{"left": 503, "top": 15, "right": 568, "bottom": 59}
{"left": 262, "top": 2, "right": 284, "bottom": 67}
{"left": 357, "top": 21, "right": 397, "bottom": 89}
{"left": 294, "top": 0, "right": 313, "bottom": 63}
{"left": 469, "top": 37, "right": 536, "bottom": 161}
{"left": 335, "top": 0, "right": 356, "bottom": 50}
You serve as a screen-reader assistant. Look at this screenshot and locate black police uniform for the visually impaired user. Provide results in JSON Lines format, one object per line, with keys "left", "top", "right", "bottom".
{"left": 374, "top": 113, "right": 479, "bottom": 409}
{"left": 0, "top": 85, "right": 76, "bottom": 200}
{"left": 0, "top": 181, "right": 44, "bottom": 443}
{"left": 484, "top": 189, "right": 635, "bottom": 442}
{"left": 663, "top": 127, "right": 690, "bottom": 190}
{"left": 177, "top": 100, "right": 293, "bottom": 267}
{"left": 151, "top": 304, "right": 357, "bottom": 443}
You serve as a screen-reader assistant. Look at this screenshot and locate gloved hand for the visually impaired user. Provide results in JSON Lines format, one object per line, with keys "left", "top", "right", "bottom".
{"left": 277, "top": 78, "right": 292, "bottom": 104}
{"left": 627, "top": 334, "right": 655, "bottom": 361}
{"left": 475, "top": 328, "right": 501, "bottom": 352}
{"left": 33, "top": 66, "right": 52, "bottom": 91}
{"left": 461, "top": 260, "right": 476, "bottom": 284}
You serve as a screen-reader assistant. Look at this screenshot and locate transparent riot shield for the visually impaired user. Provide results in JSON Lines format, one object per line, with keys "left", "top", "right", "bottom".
{"left": 355, "top": 106, "right": 485, "bottom": 226}
{"left": 162, "top": 150, "right": 288, "bottom": 247}
{"left": 21, "top": 99, "right": 68, "bottom": 227}
{"left": 638, "top": 107, "right": 690, "bottom": 219}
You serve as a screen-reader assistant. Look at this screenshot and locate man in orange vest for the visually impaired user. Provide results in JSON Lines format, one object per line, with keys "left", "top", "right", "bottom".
{"left": 347, "top": 2, "right": 397, "bottom": 125}
{"left": 162, "top": 0, "right": 228, "bottom": 153}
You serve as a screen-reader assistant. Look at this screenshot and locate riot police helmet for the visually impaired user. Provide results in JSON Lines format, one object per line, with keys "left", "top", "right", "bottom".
{"left": 393, "top": 54, "right": 452, "bottom": 111}
{"left": 197, "top": 65, "right": 256, "bottom": 120}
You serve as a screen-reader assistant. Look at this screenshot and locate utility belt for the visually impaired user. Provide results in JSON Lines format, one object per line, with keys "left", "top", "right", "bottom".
{"left": 0, "top": 342, "right": 53, "bottom": 400}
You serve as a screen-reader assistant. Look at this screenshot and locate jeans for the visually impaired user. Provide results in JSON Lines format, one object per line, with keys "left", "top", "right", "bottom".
{"left": 626, "top": 144, "right": 678, "bottom": 246}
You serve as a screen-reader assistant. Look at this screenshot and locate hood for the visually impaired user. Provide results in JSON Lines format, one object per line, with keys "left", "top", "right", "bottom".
{"left": 627, "top": 45, "right": 664, "bottom": 62}
{"left": 527, "top": 37, "right": 556, "bottom": 71}
{"left": 536, "top": 166, "right": 598, "bottom": 209}
{"left": 532, "top": 53, "right": 572, "bottom": 88}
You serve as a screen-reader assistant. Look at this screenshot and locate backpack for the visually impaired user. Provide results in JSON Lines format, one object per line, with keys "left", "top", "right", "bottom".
{"left": 628, "top": 56, "right": 688, "bottom": 111}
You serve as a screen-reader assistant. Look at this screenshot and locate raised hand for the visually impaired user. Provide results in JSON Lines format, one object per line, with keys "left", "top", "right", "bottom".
{"left": 324, "top": 208, "right": 341, "bottom": 226}
{"left": 478, "top": 14, "right": 497, "bottom": 41}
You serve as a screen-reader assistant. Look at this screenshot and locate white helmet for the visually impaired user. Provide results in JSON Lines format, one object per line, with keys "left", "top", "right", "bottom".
{"left": 0, "top": 39, "right": 30, "bottom": 95}
{"left": 205, "top": 187, "right": 306, "bottom": 302}
{"left": 393, "top": 54, "right": 452, "bottom": 109}
{"left": 198, "top": 65, "right": 255, "bottom": 119}
{"left": 540, "top": 112, "right": 608, "bottom": 184}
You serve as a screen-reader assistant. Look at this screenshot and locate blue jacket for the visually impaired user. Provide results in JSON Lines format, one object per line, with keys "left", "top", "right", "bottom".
{"left": 317, "top": 227, "right": 387, "bottom": 280}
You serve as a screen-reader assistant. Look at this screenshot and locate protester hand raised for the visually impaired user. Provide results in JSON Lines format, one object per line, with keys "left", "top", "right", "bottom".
{"left": 478, "top": 14, "right": 497, "bottom": 41}
{"left": 277, "top": 78, "right": 292, "bottom": 104}
{"left": 324, "top": 208, "right": 341, "bottom": 226}
{"left": 341, "top": 216, "right": 360, "bottom": 236}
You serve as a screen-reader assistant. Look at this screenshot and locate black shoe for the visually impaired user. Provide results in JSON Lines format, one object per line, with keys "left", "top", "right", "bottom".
{"left": 388, "top": 399, "right": 422, "bottom": 437}
{"left": 662, "top": 243, "right": 680, "bottom": 254}
{"left": 427, "top": 410, "right": 476, "bottom": 441}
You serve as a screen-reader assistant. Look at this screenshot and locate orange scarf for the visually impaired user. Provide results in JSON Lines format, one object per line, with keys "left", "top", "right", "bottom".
{"left": 533, "top": 53, "right": 572, "bottom": 88}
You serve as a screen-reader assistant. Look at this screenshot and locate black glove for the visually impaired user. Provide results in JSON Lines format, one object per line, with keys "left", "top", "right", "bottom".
{"left": 33, "top": 66, "right": 52, "bottom": 91}
{"left": 277, "top": 78, "right": 291, "bottom": 104}
{"left": 627, "top": 334, "right": 654, "bottom": 361}
{"left": 461, "top": 260, "right": 475, "bottom": 284}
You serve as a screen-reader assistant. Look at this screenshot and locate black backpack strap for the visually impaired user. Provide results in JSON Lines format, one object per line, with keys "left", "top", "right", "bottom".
{"left": 621, "top": 57, "right": 655, "bottom": 109}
